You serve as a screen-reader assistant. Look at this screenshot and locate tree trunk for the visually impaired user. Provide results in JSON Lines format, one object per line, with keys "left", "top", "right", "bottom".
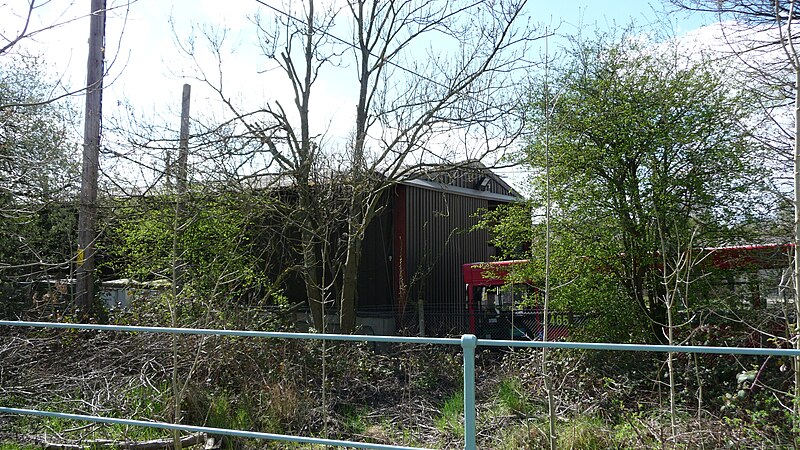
{"left": 339, "top": 228, "right": 363, "bottom": 333}
{"left": 302, "top": 227, "right": 325, "bottom": 332}
{"left": 340, "top": 191, "right": 372, "bottom": 334}
{"left": 793, "top": 62, "right": 800, "bottom": 448}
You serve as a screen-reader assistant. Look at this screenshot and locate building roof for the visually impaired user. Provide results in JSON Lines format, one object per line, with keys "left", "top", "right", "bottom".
{"left": 402, "top": 178, "right": 519, "bottom": 202}
{"left": 402, "top": 161, "right": 520, "bottom": 202}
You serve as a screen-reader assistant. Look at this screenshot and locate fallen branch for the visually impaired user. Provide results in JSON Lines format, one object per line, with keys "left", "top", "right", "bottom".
{"left": 38, "top": 432, "right": 206, "bottom": 450}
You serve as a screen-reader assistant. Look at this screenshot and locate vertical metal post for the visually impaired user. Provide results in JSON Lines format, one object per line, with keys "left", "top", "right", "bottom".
{"left": 461, "top": 334, "right": 477, "bottom": 450}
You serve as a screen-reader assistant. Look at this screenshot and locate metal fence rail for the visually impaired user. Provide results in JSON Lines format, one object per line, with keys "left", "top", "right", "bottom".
{"left": 0, "top": 407, "right": 425, "bottom": 450}
{"left": 2, "top": 320, "right": 800, "bottom": 450}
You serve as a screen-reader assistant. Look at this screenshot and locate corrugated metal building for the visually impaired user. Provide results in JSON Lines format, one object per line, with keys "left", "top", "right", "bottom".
{"left": 355, "top": 164, "right": 519, "bottom": 336}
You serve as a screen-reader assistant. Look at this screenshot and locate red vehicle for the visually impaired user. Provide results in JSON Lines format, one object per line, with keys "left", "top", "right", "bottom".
{"left": 462, "top": 260, "right": 576, "bottom": 340}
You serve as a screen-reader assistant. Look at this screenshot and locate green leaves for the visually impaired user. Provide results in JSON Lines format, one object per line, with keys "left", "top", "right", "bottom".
{"left": 484, "top": 31, "right": 770, "bottom": 341}
{"left": 0, "top": 58, "right": 79, "bottom": 287}
{"left": 0, "top": 57, "right": 79, "bottom": 204}
{"left": 103, "top": 194, "right": 270, "bottom": 305}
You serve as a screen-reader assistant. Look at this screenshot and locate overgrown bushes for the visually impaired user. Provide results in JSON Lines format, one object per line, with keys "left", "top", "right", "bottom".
{"left": 2, "top": 299, "right": 797, "bottom": 449}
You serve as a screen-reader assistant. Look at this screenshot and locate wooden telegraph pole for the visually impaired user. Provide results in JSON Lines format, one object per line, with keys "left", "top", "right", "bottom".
{"left": 178, "top": 85, "right": 190, "bottom": 204}
{"left": 174, "top": 84, "right": 191, "bottom": 291}
{"left": 76, "top": 0, "right": 106, "bottom": 315}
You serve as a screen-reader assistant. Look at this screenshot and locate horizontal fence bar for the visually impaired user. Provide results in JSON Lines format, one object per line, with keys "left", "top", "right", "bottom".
{"left": 0, "top": 407, "right": 429, "bottom": 450}
{"left": 3, "top": 321, "right": 799, "bottom": 357}
{"left": 0, "top": 321, "right": 461, "bottom": 346}
{"left": 6, "top": 320, "right": 800, "bottom": 450}
{"left": 479, "top": 338, "right": 800, "bottom": 356}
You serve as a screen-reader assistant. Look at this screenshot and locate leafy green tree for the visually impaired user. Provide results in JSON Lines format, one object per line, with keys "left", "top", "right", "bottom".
{"left": 487, "top": 33, "right": 770, "bottom": 342}
{"left": 478, "top": 202, "right": 641, "bottom": 343}
{"left": 102, "top": 193, "right": 276, "bottom": 310}
{"left": 0, "top": 57, "right": 79, "bottom": 295}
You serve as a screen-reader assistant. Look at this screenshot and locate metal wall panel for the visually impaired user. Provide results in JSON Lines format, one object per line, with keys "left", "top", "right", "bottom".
{"left": 405, "top": 186, "right": 490, "bottom": 335}
{"left": 357, "top": 197, "right": 394, "bottom": 317}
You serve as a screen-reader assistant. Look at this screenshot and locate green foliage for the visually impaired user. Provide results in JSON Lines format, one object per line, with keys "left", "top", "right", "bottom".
{"left": 477, "top": 202, "right": 533, "bottom": 260}
{"left": 559, "top": 416, "right": 616, "bottom": 450}
{"left": 205, "top": 391, "right": 253, "bottom": 432}
{"left": 717, "top": 364, "right": 793, "bottom": 444}
{"left": 481, "top": 30, "right": 770, "bottom": 342}
{"left": 340, "top": 404, "right": 369, "bottom": 435}
{"left": 0, "top": 57, "right": 79, "bottom": 204}
{"left": 435, "top": 390, "right": 465, "bottom": 438}
{"left": 477, "top": 203, "right": 643, "bottom": 342}
{"left": 496, "top": 415, "right": 615, "bottom": 449}
{"left": 497, "top": 377, "right": 533, "bottom": 415}
{"left": 117, "top": 382, "right": 172, "bottom": 426}
{"left": 0, "top": 57, "right": 79, "bottom": 296}
{"left": 102, "top": 193, "right": 274, "bottom": 306}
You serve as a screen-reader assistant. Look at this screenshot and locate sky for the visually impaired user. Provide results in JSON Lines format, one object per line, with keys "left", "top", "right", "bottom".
{"left": 1, "top": 0, "right": 723, "bottom": 188}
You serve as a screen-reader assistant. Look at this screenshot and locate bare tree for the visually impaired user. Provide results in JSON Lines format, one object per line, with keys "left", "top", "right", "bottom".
{"left": 667, "top": 1, "right": 800, "bottom": 439}
{"left": 1, "top": 0, "right": 136, "bottom": 110}
{"left": 176, "top": 0, "right": 542, "bottom": 332}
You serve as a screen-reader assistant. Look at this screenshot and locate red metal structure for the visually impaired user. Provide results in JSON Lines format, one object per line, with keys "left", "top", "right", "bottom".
{"left": 463, "top": 260, "right": 524, "bottom": 336}
{"left": 463, "top": 244, "right": 794, "bottom": 340}
{"left": 703, "top": 244, "right": 793, "bottom": 270}
{"left": 462, "top": 260, "right": 575, "bottom": 340}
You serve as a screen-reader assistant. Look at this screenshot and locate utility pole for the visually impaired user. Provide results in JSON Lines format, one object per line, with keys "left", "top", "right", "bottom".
{"left": 174, "top": 84, "right": 191, "bottom": 291}
{"left": 76, "top": 0, "right": 106, "bottom": 315}
{"left": 178, "top": 84, "right": 190, "bottom": 200}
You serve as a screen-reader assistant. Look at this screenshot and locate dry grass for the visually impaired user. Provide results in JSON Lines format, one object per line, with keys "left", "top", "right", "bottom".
{"left": 0, "top": 304, "right": 795, "bottom": 449}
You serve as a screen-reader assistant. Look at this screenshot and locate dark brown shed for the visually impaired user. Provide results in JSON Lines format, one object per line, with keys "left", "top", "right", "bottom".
{"left": 355, "top": 164, "right": 519, "bottom": 336}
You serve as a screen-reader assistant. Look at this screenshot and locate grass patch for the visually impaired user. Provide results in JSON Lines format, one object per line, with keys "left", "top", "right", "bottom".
{"left": 205, "top": 392, "right": 252, "bottom": 431}
{"left": 6, "top": 414, "right": 165, "bottom": 444}
{"left": 0, "top": 444, "right": 40, "bottom": 450}
{"left": 560, "top": 416, "right": 615, "bottom": 449}
{"left": 435, "top": 391, "right": 464, "bottom": 438}
{"left": 495, "top": 416, "right": 616, "bottom": 449}
{"left": 340, "top": 405, "right": 369, "bottom": 435}
{"left": 120, "top": 383, "right": 169, "bottom": 419}
{"left": 496, "top": 377, "right": 531, "bottom": 415}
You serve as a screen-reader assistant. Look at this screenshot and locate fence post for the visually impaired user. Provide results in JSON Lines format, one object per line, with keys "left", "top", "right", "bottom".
{"left": 461, "top": 334, "right": 477, "bottom": 450}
